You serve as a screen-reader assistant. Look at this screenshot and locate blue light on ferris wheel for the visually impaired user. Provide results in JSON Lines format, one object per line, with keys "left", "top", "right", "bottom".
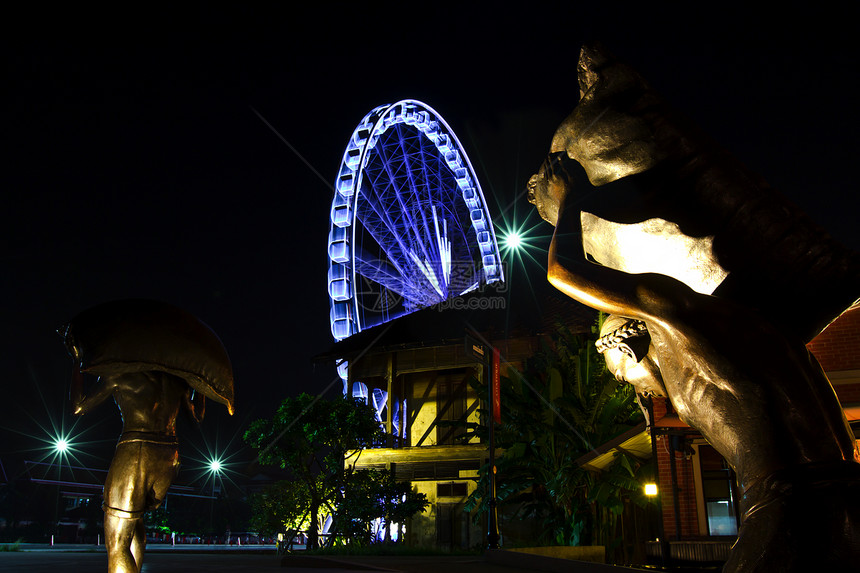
{"left": 326, "top": 100, "right": 504, "bottom": 343}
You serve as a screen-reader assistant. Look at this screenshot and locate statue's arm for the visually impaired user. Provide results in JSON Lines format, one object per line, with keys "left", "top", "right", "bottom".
{"left": 72, "top": 374, "right": 117, "bottom": 415}
{"left": 547, "top": 195, "right": 688, "bottom": 321}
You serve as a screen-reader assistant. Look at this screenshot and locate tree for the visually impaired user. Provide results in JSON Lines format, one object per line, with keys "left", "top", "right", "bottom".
{"left": 464, "top": 322, "right": 652, "bottom": 554}
{"left": 143, "top": 506, "right": 169, "bottom": 540}
{"left": 337, "top": 468, "right": 428, "bottom": 545}
{"left": 244, "top": 393, "right": 427, "bottom": 548}
{"left": 248, "top": 480, "right": 313, "bottom": 539}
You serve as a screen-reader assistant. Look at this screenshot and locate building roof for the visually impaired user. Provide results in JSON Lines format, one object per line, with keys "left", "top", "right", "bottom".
{"left": 318, "top": 282, "right": 596, "bottom": 362}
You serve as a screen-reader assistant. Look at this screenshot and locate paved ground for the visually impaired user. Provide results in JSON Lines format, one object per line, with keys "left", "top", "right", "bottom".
{"left": 0, "top": 545, "right": 659, "bottom": 573}
{"left": 0, "top": 551, "right": 542, "bottom": 573}
{"left": 0, "top": 551, "right": 285, "bottom": 573}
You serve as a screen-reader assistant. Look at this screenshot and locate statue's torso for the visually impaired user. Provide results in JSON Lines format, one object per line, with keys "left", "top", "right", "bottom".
{"left": 111, "top": 371, "right": 186, "bottom": 435}
{"left": 648, "top": 297, "right": 855, "bottom": 495}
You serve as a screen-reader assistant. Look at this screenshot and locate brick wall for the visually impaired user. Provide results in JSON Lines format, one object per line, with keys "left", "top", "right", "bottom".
{"left": 655, "top": 434, "right": 700, "bottom": 538}
{"left": 651, "top": 398, "right": 701, "bottom": 538}
{"left": 808, "top": 305, "right": 860, "bottom": 404}
{"left": 807, "top": 306, "right": 860, "bottom": 372}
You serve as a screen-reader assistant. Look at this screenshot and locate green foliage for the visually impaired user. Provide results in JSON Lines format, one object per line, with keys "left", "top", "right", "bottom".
{"left": 244, "top": 393, "right": 427, "bottom": 547}
{"left": 249, "top": 480, "right": 314, "bottom": 537}
{"left": 245, "top": 393, "right": 385, "bottom": 474}
{"left": 144, "top": 506, "right": 170, "bottom": 534}
{"left": 463, "top": 322, "right": 651, "bottom": 549}
{"left": 336, "top": 468, "right": 428, "bottom": 546}
{"left": 0, "top": 539, "right": 22, "bottom": 551}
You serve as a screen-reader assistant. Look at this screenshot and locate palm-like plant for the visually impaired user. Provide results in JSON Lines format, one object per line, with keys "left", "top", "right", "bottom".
{"left": 464, "top": 322, "right": 649, "bottom": 551}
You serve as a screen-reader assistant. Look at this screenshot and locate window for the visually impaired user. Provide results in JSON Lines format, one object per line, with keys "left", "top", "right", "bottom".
{"left": 436, "top": 373, "right": 467, "bottom": 445}
{"left": 437, "top": 482, "right": 468, "bottom": 498}
{"left": 698, "top": 445, "right": 739, "bottom": 536}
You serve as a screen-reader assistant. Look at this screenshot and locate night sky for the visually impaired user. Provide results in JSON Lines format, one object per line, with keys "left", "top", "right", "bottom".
{"left": 3, "top": 5, "right": 858, "bottom": 480}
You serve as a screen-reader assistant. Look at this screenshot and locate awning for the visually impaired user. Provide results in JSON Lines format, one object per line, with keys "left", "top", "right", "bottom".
{"left": 575, "top": 422, "right": 652, "bottom": 472}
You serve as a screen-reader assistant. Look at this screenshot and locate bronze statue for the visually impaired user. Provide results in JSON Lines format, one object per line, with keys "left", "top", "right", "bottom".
{"left": 529, "top": 45, "right": 860, "bottom": 572}
{"left": 60, "top": 299, "right": 234, "bottom": 573}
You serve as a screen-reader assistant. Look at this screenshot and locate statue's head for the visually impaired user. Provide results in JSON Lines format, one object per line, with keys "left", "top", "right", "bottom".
{"left": 596, "top": 315, "right": 666, "bottom": 397}
{"left": 528, "top": 43, "right": 674, "bottom": 226}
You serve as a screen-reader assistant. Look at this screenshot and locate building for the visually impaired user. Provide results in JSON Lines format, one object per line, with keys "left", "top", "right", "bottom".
{"left": 324, "top": 285, "right": 600, "bottom": 549}
{"left": 0, "top": 458, "right": 227, "bottom": 543}
{"left": 0, "top": 459, "right": 106, "bottom": 543}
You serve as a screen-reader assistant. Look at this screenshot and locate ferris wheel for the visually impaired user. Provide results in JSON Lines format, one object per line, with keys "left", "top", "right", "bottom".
{"left": 327, "top": 100, "right": 504, "bottom": 342}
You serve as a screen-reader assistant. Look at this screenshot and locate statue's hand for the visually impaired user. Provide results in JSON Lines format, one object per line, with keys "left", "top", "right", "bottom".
{"left": 528, "top": 151, "right": 578, "bottom": 226}
{"left": 184, "top": 388, "right": 206, "bottom": 423}
{"left": 193, "top": 393, "right": 206, "bottom": 423}
{"left": 70, "top": 363, "right": 85, "bottom": 415}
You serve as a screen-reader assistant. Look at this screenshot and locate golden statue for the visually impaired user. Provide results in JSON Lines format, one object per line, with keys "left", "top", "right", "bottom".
{"left": 529, "top": 45, "right": 860, "bottom": 572}
{"left": 60, "top": 299, "right": 234, "bottom": 573}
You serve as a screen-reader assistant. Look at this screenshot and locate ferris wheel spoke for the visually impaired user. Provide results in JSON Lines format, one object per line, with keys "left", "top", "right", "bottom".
{"left": 357, "top": 188, "right": 414, "bottom": 272}
{"left": 395, "top": 126, "right": 438, "bottom": 258}
{"left": 376, "top": 132, "right": 437, "bottom": 268}
{"left": 361, "top": 183, "right": 418, "bottom": 267}
{"left": 354, "top": 250, "right": 408, "bottom": 297}
{"left": 407, "top": 250, "right": 444, "bottom": 299}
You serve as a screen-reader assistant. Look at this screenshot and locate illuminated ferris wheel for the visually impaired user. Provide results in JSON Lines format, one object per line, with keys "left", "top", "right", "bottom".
{"left": 327, "top": 100, "right": 504, "bottom": 342}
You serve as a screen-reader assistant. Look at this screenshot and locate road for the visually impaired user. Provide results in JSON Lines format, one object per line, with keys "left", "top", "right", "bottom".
{"left": 0, "top": 545, "right": 655, "bottom": 573}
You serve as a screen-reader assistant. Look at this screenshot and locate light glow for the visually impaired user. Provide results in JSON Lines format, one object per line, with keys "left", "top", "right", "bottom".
{"left": 580, "top": 212, "right": 727, "bottom": 295}
{"left": 504, "top": 232, "right": 522, "bottom": 250}
{"left": 185, "top": 431, "right": 244, "bottom": 495}
{"left": 43, "top": 429, "right": 80, "bottom": 465}
{"left": 644, "top": 483, "right": 658, "bottom": 496}
{"left": 495, "top": 212, "right": 550, "bottom": 271}
{"left": 11, "top": 370, "right": 114, "bottom": 478}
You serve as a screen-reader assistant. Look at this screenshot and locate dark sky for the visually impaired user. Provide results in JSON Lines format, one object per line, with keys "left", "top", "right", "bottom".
{"left": 3, "top": 5, "right": 858, "bottom": 476}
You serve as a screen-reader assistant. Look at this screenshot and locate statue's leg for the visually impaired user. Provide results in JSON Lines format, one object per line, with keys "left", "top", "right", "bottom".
{"left": 130, "top": 517, "right": 145, "bottom": 573}
{"left": 103, "top": 442, "right": 147, "bottom": 573}
{"left": 727, "top": 464, "right": 860, "bottom": 572}
{"left": 104, "top": 513, "right": 140, "bottom": 573}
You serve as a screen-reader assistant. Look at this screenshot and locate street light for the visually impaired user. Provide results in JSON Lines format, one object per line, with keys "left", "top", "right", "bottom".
{"left": 504, "top": 231, "right": 522, "bottom": 251}
{"left": 206, "top": 456, "right": 225, "bottom": 543}
{"left": 50, "top": 433, "right": 75, "bottom": 546}
{"left": 497, "top": 218, "right": 551, "bottom": 271}
{"left": 48, "top": 431, "right": 75, "bottom": 460}
{"left": 207, "top": 457, "right": 224, "bottom": 497}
